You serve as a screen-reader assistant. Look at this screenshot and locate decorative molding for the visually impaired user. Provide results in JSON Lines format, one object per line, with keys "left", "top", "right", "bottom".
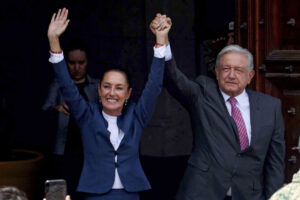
{"left": 266, "top": 50, "right": 300, "bottom": 61}
{"left": 265, "top": 73, "right": 300, "bottom": 78}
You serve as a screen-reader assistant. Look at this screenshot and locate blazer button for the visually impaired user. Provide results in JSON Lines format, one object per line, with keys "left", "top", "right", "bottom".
{"left": 114, "top": 151, "right": 118, "bottom": 156}
{"left": 237, "top": 153, "right": 241, "bottom": 157}
{"left": 115, "top": 162, "right": 119, "bottom": 168}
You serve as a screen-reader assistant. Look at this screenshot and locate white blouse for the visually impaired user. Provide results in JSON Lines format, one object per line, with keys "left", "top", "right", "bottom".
{"left": 102, "top": 111, "right": 125, "bottom": 189}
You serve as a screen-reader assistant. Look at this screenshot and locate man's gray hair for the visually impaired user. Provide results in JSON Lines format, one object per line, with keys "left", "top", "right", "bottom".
{"left": 216, "top": 44, "right": 254, "bottom": 72}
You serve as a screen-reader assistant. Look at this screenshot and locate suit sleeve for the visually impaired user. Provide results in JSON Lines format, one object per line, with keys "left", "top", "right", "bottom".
{"left": 264, "top": 99, "right": 285, "bottom": 198}
{"left": 164, "top": 58, "right": 199, "bottom": 111}
{"left": 51, "top": 59, "right": 90, "bottom": 128}
{"left": 42, "top": 80, "right": 60, "bottom": 111}
{"left": 134, "top": 57, "right": 164, "bottom": 128}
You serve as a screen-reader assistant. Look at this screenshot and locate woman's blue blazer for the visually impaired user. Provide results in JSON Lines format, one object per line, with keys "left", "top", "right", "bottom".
{"left": 52, "top": 56, "right": 165, "bottom": 194}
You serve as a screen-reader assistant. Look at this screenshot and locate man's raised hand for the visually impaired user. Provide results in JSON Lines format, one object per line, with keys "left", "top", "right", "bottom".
{"left": 150, "top": 13, "right": 172, "bottom": 45}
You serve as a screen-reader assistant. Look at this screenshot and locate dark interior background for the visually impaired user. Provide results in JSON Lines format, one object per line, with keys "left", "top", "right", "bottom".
{"left": 0, "top": 0, "right": 234, "bottom": 199}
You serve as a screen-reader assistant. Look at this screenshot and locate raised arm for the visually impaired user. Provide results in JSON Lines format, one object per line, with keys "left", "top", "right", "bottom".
{"left": 133, "top": 16, "right": 171, "bottom": 127}
{"left": 150, "top": 14, "right": 199, "bottom": 111}
{"left": 47, "top": 8, "right": 69, "bottom": 52}
{"left": 47, "top": 8, "right": 89, "bottom": 128}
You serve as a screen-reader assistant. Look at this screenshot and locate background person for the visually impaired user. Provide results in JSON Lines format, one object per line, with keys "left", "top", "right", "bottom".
{"left": 0, "top": 186, "right": 28, "bottom": 200}
{"left": 269, "top": 169, "right": 300, "bottom": 200}
{"left": 42, "top": 39, "right": 99, "bottom": 199}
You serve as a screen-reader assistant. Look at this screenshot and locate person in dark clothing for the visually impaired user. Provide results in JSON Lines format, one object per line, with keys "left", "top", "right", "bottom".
{"left": 42, "top": 35, "right": 98, "bottom": 200}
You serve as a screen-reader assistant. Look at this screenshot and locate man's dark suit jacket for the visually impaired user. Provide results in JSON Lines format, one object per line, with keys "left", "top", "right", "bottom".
{"left": 51, "top": 57, "right": 164, "bottom": 194}
{"left": 164, "top": 58, "right": 285, "bottom": 200}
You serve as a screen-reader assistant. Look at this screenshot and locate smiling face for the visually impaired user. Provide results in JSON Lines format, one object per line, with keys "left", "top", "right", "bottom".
{"left": 215, "top": 52, "right": 255, "bottom": 97}
{"left": 98, "top": 70, "right": 132, "bottom": 116}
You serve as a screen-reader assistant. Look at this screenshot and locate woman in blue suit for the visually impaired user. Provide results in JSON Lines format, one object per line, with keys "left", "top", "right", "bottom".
{"left": 47, "top": 8, "right": 171, "bottom": 200}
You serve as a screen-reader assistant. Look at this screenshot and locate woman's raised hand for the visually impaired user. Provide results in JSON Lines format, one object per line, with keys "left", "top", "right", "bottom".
{"left": 47, "top": 8, "right": 70, "bottom": 39}
{"left": 47, "top": 8, "right": 69, "bottom": 52}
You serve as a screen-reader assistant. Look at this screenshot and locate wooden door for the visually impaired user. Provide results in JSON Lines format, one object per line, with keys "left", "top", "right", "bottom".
{"left": 282, "top": 92, "right": 300, "bottom": 181}
{"left": 236, "top": 0, "right": 300, "bottom": 182}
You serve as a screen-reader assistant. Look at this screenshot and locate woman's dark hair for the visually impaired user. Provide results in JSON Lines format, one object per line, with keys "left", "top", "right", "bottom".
{"left": 64, "top": 38, "right": 90, "bottom": 61}
{"left": 99, "top": 65, "right": 132, "bottom": 89}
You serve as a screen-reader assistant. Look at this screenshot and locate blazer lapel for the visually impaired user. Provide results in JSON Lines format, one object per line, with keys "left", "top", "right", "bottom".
{"left": 117, "top": 104, "right": 135, "bottom": 148}
{"left": 98, "top": 105, "right": 111, "bottom": 139}
{"left": 205, "top": 80, "right": 239, "bottom": 139}
{"left": 198, "top": 78, "right": 241, "bottom": 151}
{"left": 215, "top": 88, "right": 241, "bottom": 151}
{"left": 247, "top": 89, "right": 260, "bottom": 149}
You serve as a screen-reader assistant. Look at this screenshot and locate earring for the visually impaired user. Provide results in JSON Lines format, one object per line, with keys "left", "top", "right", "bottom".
{"left": 124, "top": 99, "right": 128, "bottom": 106}
{"left": 99, "top": 96, "right": 102, "bottom": 103}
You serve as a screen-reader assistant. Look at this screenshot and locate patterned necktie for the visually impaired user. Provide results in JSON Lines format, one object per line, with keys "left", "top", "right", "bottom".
{"left": 228, "top": 97, "right": 249, "bottom": 150}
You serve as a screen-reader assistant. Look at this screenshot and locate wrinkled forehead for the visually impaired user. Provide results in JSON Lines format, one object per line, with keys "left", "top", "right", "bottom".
{"left": 220, "top": 52, "right": 248, "bottom": 67}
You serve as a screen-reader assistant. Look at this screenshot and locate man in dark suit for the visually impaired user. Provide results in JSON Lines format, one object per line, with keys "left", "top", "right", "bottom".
{"left": 150, "top": 14, "right": 285, "bottom": 200}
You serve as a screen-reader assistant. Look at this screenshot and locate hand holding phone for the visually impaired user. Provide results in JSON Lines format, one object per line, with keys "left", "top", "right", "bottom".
{"left": 45, "top": 179, "right": 67, "bottom": 200}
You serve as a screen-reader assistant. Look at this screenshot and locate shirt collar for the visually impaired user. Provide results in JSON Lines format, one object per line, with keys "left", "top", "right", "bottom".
{"left": 220, "top": 89, "right": 248, "bottom": 106}
{"left": 102, "top": 111, "right": 117, "bottom": 122}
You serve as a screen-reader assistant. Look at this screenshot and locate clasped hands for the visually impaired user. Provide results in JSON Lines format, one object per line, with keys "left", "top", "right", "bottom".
{"left": 150, "top": 13, "right": 172, "bottom": 45}
{"left": 48, "top": 9, "right": 172, "bottom": 47}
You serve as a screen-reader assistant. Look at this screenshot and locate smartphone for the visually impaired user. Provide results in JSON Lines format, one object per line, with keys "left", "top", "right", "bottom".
{"left": 45, "top": 179, "right": 67, "bottom": 200}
